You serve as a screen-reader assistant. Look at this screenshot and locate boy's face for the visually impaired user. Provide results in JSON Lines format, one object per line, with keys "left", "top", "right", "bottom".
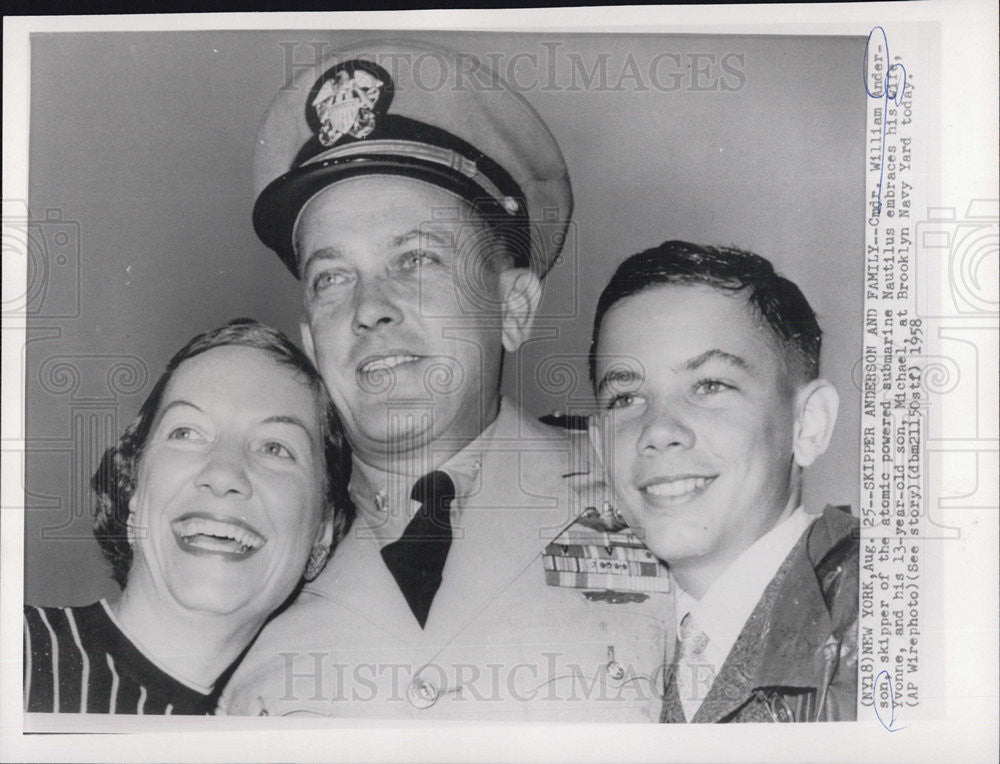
{"left": 592, "top": 283, "right": 802, "bottom": 577}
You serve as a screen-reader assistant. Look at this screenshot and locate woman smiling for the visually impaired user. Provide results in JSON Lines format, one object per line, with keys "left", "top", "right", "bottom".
{"left": 24, "top": 319, "right": 353, "bottom": 714}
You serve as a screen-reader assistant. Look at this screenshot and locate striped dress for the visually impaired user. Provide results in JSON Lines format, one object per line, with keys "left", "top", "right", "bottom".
{"left": 23, "top": 600, "right": 214, "bottom": 715}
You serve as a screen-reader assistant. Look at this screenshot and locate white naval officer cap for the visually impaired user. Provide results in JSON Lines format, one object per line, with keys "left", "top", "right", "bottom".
{"left": 252, "top": 38, "right": 573, "bottom": 277}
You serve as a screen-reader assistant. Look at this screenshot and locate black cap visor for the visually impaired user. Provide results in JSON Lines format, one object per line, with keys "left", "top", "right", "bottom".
{"left": 254, "top": 154, "right": 530, "bottom": 277}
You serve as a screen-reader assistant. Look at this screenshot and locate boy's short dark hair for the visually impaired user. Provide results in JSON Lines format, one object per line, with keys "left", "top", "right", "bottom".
{"left": 589, "top": 240, "right": 822, "bottom": 386}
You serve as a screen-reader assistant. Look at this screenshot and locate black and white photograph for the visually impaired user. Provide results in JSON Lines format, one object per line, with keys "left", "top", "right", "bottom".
{"left": 2, "top": 4, "right": 997, "bottom": 763}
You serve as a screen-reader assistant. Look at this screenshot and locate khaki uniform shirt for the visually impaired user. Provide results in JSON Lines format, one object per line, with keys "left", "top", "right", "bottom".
{"left": 221, "top": 400, "right": 674, "bottom": 721}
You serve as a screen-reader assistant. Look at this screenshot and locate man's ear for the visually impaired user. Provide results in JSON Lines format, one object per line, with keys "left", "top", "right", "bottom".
{"left": 587, "top": 411, "right": 619, "bottom": 490}
{"left": 498, "top": 267, "right": 541, "bottom": 353}
{"left": 792, "top": 378, "right": 840, "bottom": 468}
{"left": 300, "top": 320, "right": 317, "bottom": 363}
{"left": 587, "top": 412, "right": 608, "bottom": 475}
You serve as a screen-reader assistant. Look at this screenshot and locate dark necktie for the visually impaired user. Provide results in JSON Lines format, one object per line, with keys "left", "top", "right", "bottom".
{"left": 379, "top": 470, "right": 456, "bottom": 628}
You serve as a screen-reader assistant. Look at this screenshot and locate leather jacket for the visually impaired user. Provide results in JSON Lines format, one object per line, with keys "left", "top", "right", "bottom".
{"left": 661, "top": 506, "right": 859, "bottom": 723}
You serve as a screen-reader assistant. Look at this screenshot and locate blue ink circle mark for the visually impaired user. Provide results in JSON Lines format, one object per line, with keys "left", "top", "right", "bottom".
{"left": 873, "top": 669, "right": 909, "bottom": 732}
{"left": 863, "top": 26, "right": 909, "bottom": 216}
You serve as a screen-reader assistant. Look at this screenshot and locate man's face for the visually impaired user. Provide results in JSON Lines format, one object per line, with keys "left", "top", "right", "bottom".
{"left": 296, "top": 175, "right": 510, "bottom": 464}
{"left": 592, "top": 283, "right": 801, "bottom": 577}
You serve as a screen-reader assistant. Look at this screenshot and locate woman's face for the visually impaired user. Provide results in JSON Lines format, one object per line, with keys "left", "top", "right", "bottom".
{"left": 126, "top": 345, "right": 332, "bottom": 621}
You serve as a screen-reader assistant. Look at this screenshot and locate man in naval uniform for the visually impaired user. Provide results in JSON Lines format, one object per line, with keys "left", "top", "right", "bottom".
{"left": 220, "top": 40, "right": 673, "bottom": 720}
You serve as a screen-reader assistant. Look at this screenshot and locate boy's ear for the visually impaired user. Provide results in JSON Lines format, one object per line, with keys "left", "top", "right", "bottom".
{"left": 498, "top": 267, "right": 542, "bottom": 353}
{"left": 792, "top": 378, "right": 840, "bottom": 468}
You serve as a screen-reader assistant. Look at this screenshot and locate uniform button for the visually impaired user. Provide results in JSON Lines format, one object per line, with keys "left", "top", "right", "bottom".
{"left": 407, "top": 677, "right": 440, "bottom": 709}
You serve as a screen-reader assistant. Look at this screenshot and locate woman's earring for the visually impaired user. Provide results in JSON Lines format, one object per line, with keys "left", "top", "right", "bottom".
{"left": 126, "top": 512, "right": 137, "bottom": 547}
{"left": 304, "top": 544, "right": 330, "bottom": 581}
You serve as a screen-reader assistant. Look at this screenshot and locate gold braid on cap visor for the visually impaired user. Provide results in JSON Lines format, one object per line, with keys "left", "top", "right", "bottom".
{"left": 302, "top": 139, "right": 523, "bottom": 216}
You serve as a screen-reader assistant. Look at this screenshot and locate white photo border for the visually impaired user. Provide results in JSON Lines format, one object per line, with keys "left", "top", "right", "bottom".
{"left": 3, "top": 3, "right": 998, "bottom": 763}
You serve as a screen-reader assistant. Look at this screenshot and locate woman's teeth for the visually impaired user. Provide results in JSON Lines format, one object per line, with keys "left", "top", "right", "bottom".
{"left": 172, "top": 517, "right": 265, "bottom": 553}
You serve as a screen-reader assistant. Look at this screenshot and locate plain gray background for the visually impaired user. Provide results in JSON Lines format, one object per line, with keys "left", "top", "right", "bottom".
{"left": 24, "top": 31, "right": 865, "bottom": 605}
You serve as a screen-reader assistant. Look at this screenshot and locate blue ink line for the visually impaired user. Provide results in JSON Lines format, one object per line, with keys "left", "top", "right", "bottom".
{"left": 863, "top": 26, "right": 908, "bottom": 215}
{"left": 873, "top": 669, "right": 909, "bottom": 732}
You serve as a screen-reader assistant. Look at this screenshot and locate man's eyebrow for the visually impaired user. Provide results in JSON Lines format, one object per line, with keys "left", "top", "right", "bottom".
{"left": 389, "top": 228, "right": 454, "bottom": 249}
{"left": 683, "top": 348, "right": 750, "bottom": 372}
{"left": 300, "top": 247, "right": 345, "bottom": 277}
{"left": 596, "top": 367, "right": 641, "bottom": 396}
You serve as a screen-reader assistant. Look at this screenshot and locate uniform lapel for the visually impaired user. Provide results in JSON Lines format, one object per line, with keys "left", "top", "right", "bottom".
{"left": 426, "top": 404, "right": 579, "bottom": 638}
{"left": 306, "top": 403, "right": 580, "bottom": 656}
{"left": 306, "top": 510, "right": 429, "bottom": 644}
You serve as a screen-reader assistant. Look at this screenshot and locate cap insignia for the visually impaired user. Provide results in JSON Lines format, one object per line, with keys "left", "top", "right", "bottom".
{"left": 311, "top": 61, "right": 391, "bottom": 148}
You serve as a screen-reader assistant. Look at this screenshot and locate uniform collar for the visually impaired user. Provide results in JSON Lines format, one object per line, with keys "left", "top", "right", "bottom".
{"left": 306, "top": 399, "right": 581, "bottom": 645}
{"left": 348, "top": 399, "right": 510, "bottom": 544}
